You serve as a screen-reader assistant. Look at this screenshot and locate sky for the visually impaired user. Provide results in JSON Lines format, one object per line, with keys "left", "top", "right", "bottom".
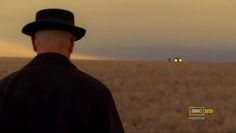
{"left": 0, "top": 0, "right": 236, "bottom": 62}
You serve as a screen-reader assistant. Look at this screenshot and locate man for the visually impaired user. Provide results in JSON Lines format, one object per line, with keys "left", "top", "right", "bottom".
{"left": 0, "top": 9, "right": 124, "bottom": 133}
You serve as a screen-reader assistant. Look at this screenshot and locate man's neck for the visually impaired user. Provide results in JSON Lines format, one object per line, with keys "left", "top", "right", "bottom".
{"left": 37, "top": 51, "right": 70, "bottom": 58}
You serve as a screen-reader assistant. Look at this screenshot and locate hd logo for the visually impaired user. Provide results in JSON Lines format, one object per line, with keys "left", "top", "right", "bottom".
{"left": 189, "top": 106, "right": 214, "bottom": 120}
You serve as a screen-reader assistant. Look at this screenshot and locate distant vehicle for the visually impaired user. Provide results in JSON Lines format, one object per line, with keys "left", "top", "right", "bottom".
{"left": 168, "top": 58, "right": 183, "bottom": 63}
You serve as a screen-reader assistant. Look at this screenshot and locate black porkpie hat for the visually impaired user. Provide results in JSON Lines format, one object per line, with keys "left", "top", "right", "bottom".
{"left": 22, "top": 8, "right": 86, "bottom": 41}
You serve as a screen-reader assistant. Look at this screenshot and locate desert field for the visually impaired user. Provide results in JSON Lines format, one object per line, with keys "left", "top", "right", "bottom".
{"left": 0, "top": 57, "right": 236, "bottom": 133}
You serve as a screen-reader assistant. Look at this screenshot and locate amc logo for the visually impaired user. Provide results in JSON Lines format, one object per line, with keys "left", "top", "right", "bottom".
{"left": 189, "top": 106, "right": 205, "bottom": 116}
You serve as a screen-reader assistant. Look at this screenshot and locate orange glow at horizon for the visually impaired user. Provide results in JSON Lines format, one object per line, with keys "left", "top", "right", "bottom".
{"left": 0, "top": 40, "right": 105, "bottom": 60}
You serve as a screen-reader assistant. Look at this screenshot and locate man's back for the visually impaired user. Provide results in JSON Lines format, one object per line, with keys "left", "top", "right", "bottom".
{"left": 0, "top": 53, "right": 124, "bottom": 133}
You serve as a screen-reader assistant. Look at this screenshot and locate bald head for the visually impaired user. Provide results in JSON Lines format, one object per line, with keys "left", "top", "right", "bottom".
{"left": 32, "top": 30, "right": 76, "bottom": 58}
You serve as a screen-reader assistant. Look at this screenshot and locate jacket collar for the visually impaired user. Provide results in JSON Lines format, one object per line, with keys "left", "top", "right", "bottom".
{"left": 25, "top": 52, "right": 77, "bottom": 68}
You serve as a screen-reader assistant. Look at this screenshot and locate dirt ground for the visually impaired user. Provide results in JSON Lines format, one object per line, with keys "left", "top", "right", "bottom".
{"left": 0, "top": 57, "right": 236, "bottom": 133}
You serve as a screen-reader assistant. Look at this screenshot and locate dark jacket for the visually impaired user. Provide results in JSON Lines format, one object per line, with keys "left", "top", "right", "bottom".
{"left": 0, "top": 53, "right": 124, "bottom": 133}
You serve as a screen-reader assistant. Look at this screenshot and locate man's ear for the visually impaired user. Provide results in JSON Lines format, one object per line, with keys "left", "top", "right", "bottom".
{"left": 69, "top": 37, "right": 76, "bottom": 53}
{"left": 31, "top": 36, "right": 37, "bottom": 52}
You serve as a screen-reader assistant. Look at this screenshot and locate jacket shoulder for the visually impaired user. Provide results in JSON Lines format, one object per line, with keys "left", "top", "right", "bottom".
{"left": 75, "top": 69, "right": 110, "bottom": 92}
{"left": 0, "top": 71, "right": 19, "bottom": 91}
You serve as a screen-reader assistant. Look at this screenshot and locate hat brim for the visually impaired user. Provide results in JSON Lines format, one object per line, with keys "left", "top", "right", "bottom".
{"left": 22, "top": 21, "right": 86, "bottom": 41}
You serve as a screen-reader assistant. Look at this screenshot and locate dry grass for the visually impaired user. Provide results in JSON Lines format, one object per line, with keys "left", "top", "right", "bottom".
{"left": 0, "top": 57, "right": 236, "bottom": 133}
